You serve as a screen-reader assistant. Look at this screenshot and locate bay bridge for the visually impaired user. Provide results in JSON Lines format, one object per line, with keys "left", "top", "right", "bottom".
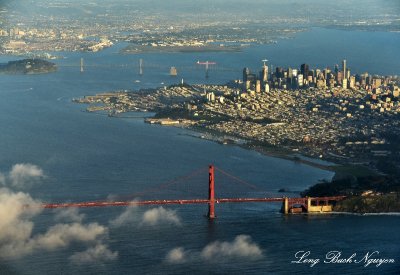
{"left": 43, "top": 165, "right": 346, "bottom": 218}
{"left": 57, "top": 58, "right": 240, "bottom": 78}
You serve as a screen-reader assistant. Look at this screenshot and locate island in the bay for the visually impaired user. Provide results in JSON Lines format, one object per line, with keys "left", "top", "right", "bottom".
{"left": 0, "top": 59, "right": 57, "bottom": 74}
{"left": 74, "top": 59, "right": 400, "bottom": 213}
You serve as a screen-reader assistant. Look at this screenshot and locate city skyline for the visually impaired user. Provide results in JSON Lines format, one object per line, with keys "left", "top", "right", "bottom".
{"left": 1, "top": 1, "right": 400, "bottom": 274}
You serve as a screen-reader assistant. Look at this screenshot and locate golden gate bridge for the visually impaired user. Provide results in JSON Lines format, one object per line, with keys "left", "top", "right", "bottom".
{"left": 42, "top": 165, "right": 346, "bottom": 218}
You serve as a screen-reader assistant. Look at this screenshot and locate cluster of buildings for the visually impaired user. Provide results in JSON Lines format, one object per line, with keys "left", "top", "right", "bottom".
{"left": 242, "top": 60, "right": 398, "bottom": 92}
{"left": 202, "top": 86, "right": 399, "bottom": 160}
{"left": 76, "top": 85, "right": 201, "bottom": 114}
{"left": 0, "top": 27, "right": 26, "bottom": 38}
{"left": 0, "top": 26, "right": 113, "bottom": 54}
{"left": 198, "top": 61, "right": 399, "bottom": 162}
{"left": 0, "top": 7, "right": 292, "bottom": 56}
{"left": 76, "top": 60, "right": 399, "bottom": 165}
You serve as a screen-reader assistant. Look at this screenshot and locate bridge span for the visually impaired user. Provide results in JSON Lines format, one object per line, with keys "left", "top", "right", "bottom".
{"left": 43, "top": 197, "right": 284, "bottom": 209}
{"left": 42, "top": 165, "right": 346, "bottom": 218}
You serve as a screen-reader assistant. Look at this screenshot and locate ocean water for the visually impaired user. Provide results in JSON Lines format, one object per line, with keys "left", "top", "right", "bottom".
{"left": 0, "top": 28, "right": 399, "bottom": 274}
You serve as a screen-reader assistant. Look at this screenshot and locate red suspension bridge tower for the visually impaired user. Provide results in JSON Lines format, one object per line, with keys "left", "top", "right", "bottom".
{"left": 42, "top": 164, "right": 346, "bottom": 217}
{"left": 208, "top": 165, "right": 215, "bottom": 219}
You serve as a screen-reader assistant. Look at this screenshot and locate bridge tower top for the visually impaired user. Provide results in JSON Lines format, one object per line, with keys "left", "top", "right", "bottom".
{"left": 80, "top": 58, "right": 84, "bottom": 73}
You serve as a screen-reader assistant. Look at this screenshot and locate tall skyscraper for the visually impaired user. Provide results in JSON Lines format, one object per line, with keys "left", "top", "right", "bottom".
{"left": 264, "top": 83, "right": 270, "bottom": 93}
{"left": 255, "top": 80, "right": 261, "bottom": 93}
{"left": 342, "top": 78, "right": 348, "bottom": 89}
{"left": 276, "top": 67, "right": 284, "bottom": 78}
{"left": 300, "top": 63, "right": 309, "bottom": 78}
{"left": 337, "top": 71, "right": 343, "bottom": 84}
{"left": 316, "top": 69, "right": 321, "bottom": 78}
{"left": 349, "top": 76, "right": 356, "bottom": 89}
{"left": 245, "top": 80, "right": 251, "bottom": 90}
{"left": 297, "top": 74, "right": 304, "bottom": 87}
{"left": 243, "top": 67, "right": 250, "bottom": 82}
{"left": 287, "top": 67, "right": 293, "bottom": 78}
{"left": 261, "top": 64, "right": 268, "bottom": 82}
{"left": 324, "top": 68, "right": 331, "bottom": 80}
{"left": 342, "top": 59, "right": 347, "bottom": 80}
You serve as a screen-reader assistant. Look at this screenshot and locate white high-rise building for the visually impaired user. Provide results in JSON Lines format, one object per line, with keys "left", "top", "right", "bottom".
{"left": 261, "top": 64, "right": 268, "bottom": 82}
{"left": 255, "top": 80, "right": 261, "bottom": 93}
{"left": 342, "top": 79, "right": 348, "bottom": 89}
{"left": 264, "top": 84, "right": 270, "bottom": 93}
{"left": 297, "top": 74, "right": 304, "bottom": 87}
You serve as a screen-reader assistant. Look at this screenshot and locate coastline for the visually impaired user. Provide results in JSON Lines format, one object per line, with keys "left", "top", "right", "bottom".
{"left": 150, "top": 119, "right": 400, "bottom": 214}
{"left": 128, "top": 119, "right": 400, "bottom": 213}
{"left": 0, "top": 58, "right": 57, "bottom": 74}
{"left": 178, "top": 122, "right": 380, "bottom": 179}
{"left": 121, "top": 44, "right": 245, "bottom": 54}
{"left": 86, "top": 102, "right": 372, "bottom": 178}
{"left": 183, "top": 124, "right": 338, "bottom": 173}
{"left": 72, "top": 77, "right": 399, "bottom": 214}
{"left": 333, "top": 193, "right": 400, "bottom": 213}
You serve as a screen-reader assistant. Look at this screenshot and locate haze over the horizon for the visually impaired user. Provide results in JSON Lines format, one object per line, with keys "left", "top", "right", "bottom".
{"left": 1, "top": 0, "right": 399, "bottom": 29}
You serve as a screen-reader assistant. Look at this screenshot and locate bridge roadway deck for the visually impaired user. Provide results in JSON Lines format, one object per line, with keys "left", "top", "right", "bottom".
{"left": 42, "top": 196, "right": 345, "bottom": 209}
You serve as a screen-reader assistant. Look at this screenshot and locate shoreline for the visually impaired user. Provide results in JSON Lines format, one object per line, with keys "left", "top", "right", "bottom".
{"left": 121, "top": 44, "right": 245, "bottom": 54}
{"left": 103, "top": 108, "right": 363, "bottom": 177}
{"left": 178, "top": 123, "right": 379, "bottom": 180}
{"left": 79, "top": 108, "right": 400, "bottom": 214}
{"left": 181, "top": 124, "right": 338, "bottom": 173}
{"left": 79, "top": 98, "right": 375, "bottom": 180}
{"left": 285, "top": 211, "right": 400, "bottom": 216}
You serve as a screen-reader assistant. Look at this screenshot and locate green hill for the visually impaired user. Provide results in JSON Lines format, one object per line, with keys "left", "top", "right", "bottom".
{"left": 0, "top": 59, "right": 57, "bottom": 74}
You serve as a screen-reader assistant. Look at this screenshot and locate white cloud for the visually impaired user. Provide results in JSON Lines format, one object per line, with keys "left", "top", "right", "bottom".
{"left": 0, "top": 173, "right": 5, "bottom": 185}
{"left": 1, "top": 210, "right": 108, "bottom": 259}
{"left": 0, "top": 164, "right": 114, "bottom": 260}
{"left": 9, "top": 163, "right": 44, "bottom": 189}
{"left": 165, "top": 235, "right": 263, "bottom": 264}
{"left": 70, "top": 244, "right": 118, "bottom": 264}
{"left": 32, "top": 222, "right": 107, "bottom": 251}
{"left": 165, "top": 247, "right": 186, "bottom": 264}
{"left": 0, "top": 187, "right": 42, "bottom": 258}
{"left": 111, "top": 206, "right": 181, "bottom": 227}
{"left": 201, "top": 235, "right": 263, "bottom": 260}
{"left": 141, "top": 207, "right": 181, "bottom": 226}
{"left": 109, "top": 204, "right": 138, "bottom": 227}
{"left": 54, "top": 208, "right": 85, "bottom": 223}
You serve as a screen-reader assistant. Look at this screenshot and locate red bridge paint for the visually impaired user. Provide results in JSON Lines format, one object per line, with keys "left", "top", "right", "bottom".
{"left": 42, "top": 196, "right": 346, "bottom": 209}
{"left": 41, "top": 165, "right": 346, "bottom": 217}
